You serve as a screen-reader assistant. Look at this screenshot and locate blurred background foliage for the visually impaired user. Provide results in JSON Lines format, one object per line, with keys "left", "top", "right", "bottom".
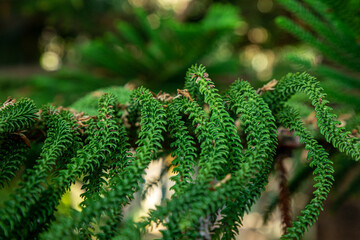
{"left": 0, "top": 0, "right": 359, "bottom": 239}
{"left": 0, "top": 0, "right": 296, "bottom": 106}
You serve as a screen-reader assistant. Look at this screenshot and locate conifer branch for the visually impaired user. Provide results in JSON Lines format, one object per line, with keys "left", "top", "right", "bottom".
{"left": 0, "top": 106, "right": 80, "bottom": 239}
{"left": 264, "top": 72, "right": 360, "bottom": 161}
{"left": 0, "top": 98, "right": 38, "bottom": 134}
{"left": 0, "top": 139, "right": 28, "bottom": 188}
{"left": 0, "top": 66, "right": 358, "bottom": 240}
{"left": 212, "top": 80, "right": 277, "bottom": 239}
{"left": 277, "top": 106, "right": 334, "bottom": 240}
{"left": 166, "top": 101, "right": 197, "bottom": 196}
{"left": 41, "top": 88, "right": 166, "bottom": 239}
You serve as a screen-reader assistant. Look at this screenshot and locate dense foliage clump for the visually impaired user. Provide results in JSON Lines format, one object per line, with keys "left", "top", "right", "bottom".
{"left": 0, "top": 64, "right": 359, "bottom": 240}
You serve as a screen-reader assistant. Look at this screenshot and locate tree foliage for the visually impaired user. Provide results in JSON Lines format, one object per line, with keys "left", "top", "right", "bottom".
{"left": 0, "top": 64, "right": 359, "bottom": 240}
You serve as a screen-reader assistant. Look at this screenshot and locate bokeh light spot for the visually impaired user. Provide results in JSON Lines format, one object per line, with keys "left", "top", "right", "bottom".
{"left": 147, "top": 13, "right": 160, "bottom": 29}
{"left": 252, "top": 52, "right": 268, "bottom": 72}
{"left": 40, "top": 51, "right": 61, "bottom": 71}
{"left": 257, "top": 0, "right": 273, "bottom": 13}
{"left": 128, "top": 0, "right": 145, "bottom": 7}
{"left": 157, "top": 0, "right": 191, "bottom": 14}
{"left": 234, "top": 21, "right": 249, "bottom": 36}
{"left": 248, "top": 27, "right": 268, "bottom": 44}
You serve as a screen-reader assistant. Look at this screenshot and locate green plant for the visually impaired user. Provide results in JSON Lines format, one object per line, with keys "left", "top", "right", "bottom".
{"left": 276, "top": 0, "right": 360, "bottom": 109}
{"left": 0, "top": 3, "right": 243, "bottom": 108}
{"left": 79, "top": 4, "right": 243, "bottom": 90}
{"left": 257, "top": 0, "right": 360, "bottom": 226}
{"left": 0, "top": 64, "right": 359, "bottom": 239}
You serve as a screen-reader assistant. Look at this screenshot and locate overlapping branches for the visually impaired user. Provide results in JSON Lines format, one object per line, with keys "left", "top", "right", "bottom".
{"left": 0, "top": 66, "right": 358, "bottom": 240}
{"left": 0, "top": 106, "right": 79, "bottom": 239}
{"left": 263, "top": 72, "right": 360, "bottom": 161}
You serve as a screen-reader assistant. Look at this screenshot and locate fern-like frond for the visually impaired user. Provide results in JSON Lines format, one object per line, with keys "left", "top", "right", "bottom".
{"left": 277, "top": 0, "right": 360, "bottom": 72}
{"left": 0, "top": 98, "right": 37, "bottom": 134}
{"left": 159, "top": 95, "right": 229, "bottom": 238}
{"left": 141, "top": 80, "right": 276, "bottom": 239}
{"left": 0, "top": 65, "right": 358, "bottom": 240}
{"left": 264, "top": 72, "right": 360, "bottom": 161}
{"left": 277, "top": 106, "right": 334, "bottom": 239}
{"left": 70, "top": 86, "right": 131, "bottom": 116}
{"left": 166, "top": 101, "right": 197, "bottom": 196}
{"left": 0, "top": 139, "right": 28, "bottom": 188}
{"left": 185, "top": 64, "right": 243, "bottom": 174}
{"left": 41, "top": 87, "right": 166, "bottom": 239}
{"left": 0, "top": 106, "right": 78, "bottom": 239}
{"left": 212, "top": 80, "right": 277, "bottom": 239}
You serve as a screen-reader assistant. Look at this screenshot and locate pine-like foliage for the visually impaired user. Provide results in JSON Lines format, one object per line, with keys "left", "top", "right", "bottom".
{"left": 0, "top": 65, "right": 359, "bottom": 239}
{"left": 0, "top": 98, "right": 37, "bottom": 187}
{"left": 277, "top": 0, "right": 360, "bottom": 72}
{"left": 277, "top": 0, "right": 360, "bottom": 109}
{"left": 80, "top": 4, "right": 242, "bottom": 89}
{"left": 0, "top": 98, "right": 37, "bottom": 134}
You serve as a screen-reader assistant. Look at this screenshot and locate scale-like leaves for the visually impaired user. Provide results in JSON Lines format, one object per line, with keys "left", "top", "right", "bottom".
{"left": 0, "top": 68, "right": 358, "bottom": 240}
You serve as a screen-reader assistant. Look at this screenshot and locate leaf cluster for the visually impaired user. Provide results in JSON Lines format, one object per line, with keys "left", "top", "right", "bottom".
{"left": 0, "top": 65, "right": 359, "bottom": 240}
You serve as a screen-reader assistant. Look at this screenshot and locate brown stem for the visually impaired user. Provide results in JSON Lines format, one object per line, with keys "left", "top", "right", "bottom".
{"left": 277, "top": 155, "right": 292, "bottom": 234}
